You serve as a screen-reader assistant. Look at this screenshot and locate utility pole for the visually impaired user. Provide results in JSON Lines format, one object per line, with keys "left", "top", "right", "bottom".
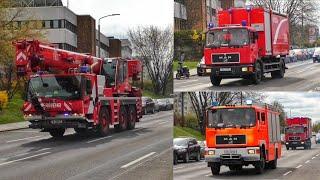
{"left": 181, "top": 92, "right": 185, "bottom": 127}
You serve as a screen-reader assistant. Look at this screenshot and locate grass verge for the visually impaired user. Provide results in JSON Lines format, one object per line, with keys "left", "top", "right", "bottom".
{"left": 0, "top": 94, "right": 24, "bottom": 125}
{"left": 173, "top": 61, "right": 198, "bottom": 71}
{"left": 174, "top": 126, "right": 205, "bottom": 141}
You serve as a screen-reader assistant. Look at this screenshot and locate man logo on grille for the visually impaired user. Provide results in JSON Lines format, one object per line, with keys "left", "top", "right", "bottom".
{"left": 223, "top": 54, "right": 228, "bottom": 62}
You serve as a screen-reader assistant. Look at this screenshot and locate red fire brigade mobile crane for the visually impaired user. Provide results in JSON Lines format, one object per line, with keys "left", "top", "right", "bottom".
{"left": 15, "top": 40, "right": 143, "bottom": 137}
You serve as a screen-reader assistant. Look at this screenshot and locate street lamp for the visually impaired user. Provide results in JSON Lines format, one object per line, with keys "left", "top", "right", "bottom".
{"left": 98, "top": 14, "right": 120, "bottom": 58}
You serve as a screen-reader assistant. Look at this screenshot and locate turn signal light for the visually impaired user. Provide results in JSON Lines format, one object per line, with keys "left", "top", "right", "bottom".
{"left": 208, "top": 150, "right": 215, "bottom": 155}
{"left": 248, "top": 149, "right": 255, "bottom": 154}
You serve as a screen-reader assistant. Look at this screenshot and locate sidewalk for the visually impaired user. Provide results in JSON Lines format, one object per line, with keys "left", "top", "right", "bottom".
{"left": 0, "top": 121, "right": 29, "bottom": 132}
{"left": 189, "top": 69, "right": 197, "bottom": 76}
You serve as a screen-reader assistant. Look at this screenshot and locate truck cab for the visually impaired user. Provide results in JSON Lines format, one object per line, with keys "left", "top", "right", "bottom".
{"left": 205, "top": 104, "right": 281, "bottom": 175}
{"left": 285, "top": 117, "right": 312, "bottom": 150}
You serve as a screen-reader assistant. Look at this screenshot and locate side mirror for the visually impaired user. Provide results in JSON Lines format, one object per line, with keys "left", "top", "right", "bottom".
{"left": 86, "top": 79, "right": 92, "bottom": 95}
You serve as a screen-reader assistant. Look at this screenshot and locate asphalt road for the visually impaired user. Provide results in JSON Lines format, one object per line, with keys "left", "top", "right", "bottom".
{"left": 173, "top": 141, "right": 320, "bottom": 180}
{"left": 174, "top": 60, "right": 320, "bottom": 92}
{"left": 0, "top": 111, "right": 173, "bottom": 180}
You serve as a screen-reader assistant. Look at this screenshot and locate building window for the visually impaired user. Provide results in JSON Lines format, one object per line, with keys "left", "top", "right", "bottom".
{"left": 53, "top": 20, "right": 59, "bottom": 28}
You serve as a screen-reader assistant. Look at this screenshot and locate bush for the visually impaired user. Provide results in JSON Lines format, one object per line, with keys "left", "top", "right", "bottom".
{"left": 0, "top": 91, "right": 8, "bottom": 111}
{"left": 174, "top": 113, "right": 200, "bottom": 130}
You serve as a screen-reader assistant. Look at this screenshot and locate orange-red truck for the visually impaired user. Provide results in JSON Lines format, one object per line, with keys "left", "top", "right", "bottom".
{"left": 205, "top": 104, "right": 282, "bottom": 175}
{"left": 285, "top": 117, "right": 312, "bottom": 150}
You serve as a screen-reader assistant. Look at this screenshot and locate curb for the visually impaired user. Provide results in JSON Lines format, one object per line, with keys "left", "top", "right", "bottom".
{"left": 0, "top": 123, "right": 30, "bottom": 133}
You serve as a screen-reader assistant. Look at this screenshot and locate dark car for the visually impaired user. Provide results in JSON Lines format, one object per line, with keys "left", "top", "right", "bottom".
{"left": 197, "top": 140, "right": 206, "bottom": 159}
{"left": 173, "top": 138, "right": 201, "bottom": 164}
{"left": 197, "top": 57, "right": 211, "bottom": 76}
{"left": 142, "top": 97, "right": 155, "bottom": 115}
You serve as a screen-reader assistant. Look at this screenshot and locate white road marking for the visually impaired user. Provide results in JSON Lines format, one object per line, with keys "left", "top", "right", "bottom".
{"left": 316, "top": 154, "right": 320, "bottom": 157}
{"left": 283, "top": 171, "right": 292, "bottom": 176}
{"left": 305, "top": 160, "right": 310, "bottom": 164}
{"left": 121, "top": 152, "right": 156, "bottom": 168}
{"left": 36, "top": 148, "right": 52, "bottom": 152}
{"left": 173, "top": 166, "right": 185, "bottom": 170}
{"left": 6, "top": 136, "right": 43, "bottom": 143}
{"left": 0, "top": 152, "right": 51, "bottom": 166}
{"left": 86, "top": 136, "right": 112, "bottom": 143}
{"left": 312, "top": 157, "right": 316, "bottom": 159}
{"left": 296, "top": 164, "right": 303, "bottom": 169}
{"left": 157, "top": 121, "right": 168, "bottom": 125}
{"left": 205, "top": 173, "right": 212, "bottom": 177}
{"left": 13, "top": 130, "right": 40, "bottom": 133}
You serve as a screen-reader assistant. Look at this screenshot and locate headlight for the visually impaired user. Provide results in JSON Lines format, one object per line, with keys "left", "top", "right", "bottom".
{"left": 208, "top": 150, "right": 215, "bottom": 155}
{"left": 247, "top": 149, "right": 255, "bottom": 154}
{"left": 178, "top": 149, "right": 187, "bottom": 152}
{"left": 242, "top": 67, "right": 248, "bottom": 72}
{"left": 301, "top": 142, "right": 305, "bottom": 144}
{"left": 285, "top": 142, "right": 289, "bottom": 144}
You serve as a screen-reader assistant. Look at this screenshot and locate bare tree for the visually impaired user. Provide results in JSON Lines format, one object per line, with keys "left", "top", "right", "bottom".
{"left": 0, "top": 0, "right": 43, "bottom": 99}
{"left": 186, "top": 92, "right": 264, "bottom": 134}
{"left": 250, "top": 0, "right": 319, "bottom": 45}
{"left": 128, "top": 26, "right": 173, "bottom": 96}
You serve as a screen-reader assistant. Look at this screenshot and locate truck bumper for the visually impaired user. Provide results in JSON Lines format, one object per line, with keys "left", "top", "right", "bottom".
{"left": 205, "top": 147, "right": 260, "bottom": 166}
{"left": 285, "top": 141, "right": 306, "bottom": 148}
{"left": 209, "top": 64, "right": 255, "bottom": 78}
{"left": 25, "top": 115, "right": 92, "bottom": 129}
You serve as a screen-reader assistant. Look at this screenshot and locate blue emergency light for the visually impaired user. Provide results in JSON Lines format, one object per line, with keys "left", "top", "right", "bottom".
{"left": 208, "top": 22, "right": 215, "bottom": 29}
{"left": 241, "top": 20, "right": 247, "bottom": 26}
{"left": 211, "top": 101, "right": 219, "bottom": 106}
{"left": 80, "top": 66, "right": 90, "bottom": 73}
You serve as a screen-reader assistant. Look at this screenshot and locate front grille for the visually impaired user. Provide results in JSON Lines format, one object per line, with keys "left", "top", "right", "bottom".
{"left": 212, "top": 53, "right": 240, "bottom": 63}
{"left": 289, "top": 136, "right": 300, "bottom": 141}
{"left": 221, "top": 154, "right": 241, "bottom": 159}
{"left": 216, "top": 135, "right": 246, "bottom": 145}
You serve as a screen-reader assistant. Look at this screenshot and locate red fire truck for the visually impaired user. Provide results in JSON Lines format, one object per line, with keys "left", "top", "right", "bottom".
{"left": 285, "top": 117, "right": 312, "bottom": 150}
{"left": 15, "top": 40, "right": 143, "bottom": 137}
{"left": 205, "top": 103, "right": 282, "bottom": 175}
{"left": 204, "top": 7, "right": 290, "bottom": 86}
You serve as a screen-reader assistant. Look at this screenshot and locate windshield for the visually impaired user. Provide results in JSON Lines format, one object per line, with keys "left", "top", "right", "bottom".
{"left": 174, "top": 139, "right": 188, "bottom": 147}
{"left": 207, "top": 108, "right": 256, "bottom": 128}
{"left": 29, "top": 75, "right": 82, "bottom": 100}
{"left": 286, "top": 126, "right": 304, "bottom": 134}
{"left": 206, "top": 28, "right": 249, "bottom": 48}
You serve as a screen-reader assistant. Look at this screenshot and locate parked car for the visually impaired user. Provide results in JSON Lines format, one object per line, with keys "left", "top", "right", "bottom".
{"left": 313, "top": 48, "right": 320, "bottom": 63}
{"left": 173, "top": 137, "right": 201, "bottom": 164}
{"left": 167, "top": 98, "right": 174, "bottom": 110}
{"left": 287, "top": 50, "right": 298, "bottom": 63}
{"left": 292, "top": 49, "right": 305, "bottom": 61}
{"left": 316, "top": 132, "right": 320, "bottom": 144}
{"left": 142, "top": 97, "right": 155, "bottom": 115}
{"left": 197, "top": 140, "right": 206, "bottom": 159}
{"left": 197, "top": 57, "right": 210, "bottom": 76}
{"left": 156, "top": 99, "right": 169, "bottom": 111}
{"left": 153, "top": 99, "right": 160, "bottom": 112}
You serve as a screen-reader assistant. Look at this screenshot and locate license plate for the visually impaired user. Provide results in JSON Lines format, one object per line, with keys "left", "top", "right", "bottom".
{"left": 220, "top": 68, "right": 231, "bottom": 72}
{"left": 292, "top": 142, "right": 298, "bottom": 144}
{"left": 224, "top": 149, "right": 237, "bottom": 154}
{"left": 51, "top": 120, "right": 63, "bottom": 124}
{"left": 206, "top": 69, "right": 211, "bottom": 73}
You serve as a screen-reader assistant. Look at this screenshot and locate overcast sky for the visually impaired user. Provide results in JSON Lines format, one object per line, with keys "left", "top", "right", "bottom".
{"left": 264, "top": 92, "right": 320, "bottom": 124}
{"left": 61, "top": 0, "right": 173, "bottom": 38}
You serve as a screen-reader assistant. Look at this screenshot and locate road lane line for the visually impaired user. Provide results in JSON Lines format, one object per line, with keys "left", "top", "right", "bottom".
{"left": 121, "top": 152, "right": 156, "bottom": 168}
{"left": 6, "top": 136, "right": 43, "bottom": 143}
{"left": 305, "top": 160, "right": 310, "bottom": 164}
{"left": 86, "top": 136, "right": 112, "bottom": 143}
{"left": 157, "top": 121, "right": 168, "bottom": 125}
{"left": 36, "top": 148, "right": 52, "bottom": 152}
{"left": 296, "top": 165, "right": 303, "bottom": 169}
{"left": 283, "top": 171, "right": 292, "bottom": 176}
{"left": 173, "top": 166, "right": 185, "bottom": 170}
{"left": 317, "top": 154, "right": 320, "bottom": 157}
{"left": 0, "top": 152, "right": 51, "bottom": 166}
{"left": 205, "top": 174, "right": 212, "bottom": 177}
{"left": 13, "top": 130, "right": 40, "bottom": 133}
{"left": 312, "top": 157, "right": 316, "bottom": 159}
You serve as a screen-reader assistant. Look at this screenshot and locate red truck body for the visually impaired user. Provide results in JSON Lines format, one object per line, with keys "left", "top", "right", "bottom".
{"left": 285, "top": 117, "right": 312, "bottom": 150}
{"left": 15, "top": 40, "right": 143, "bottom": 137}
{"left": 204, "top": 7, "right": 290, "bottom": 86}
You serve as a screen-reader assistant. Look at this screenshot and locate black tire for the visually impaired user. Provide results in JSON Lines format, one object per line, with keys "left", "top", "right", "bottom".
{"left": 176, "top": 72, "right": 181, "bottom": 80}
{"left": 255, "top": 152, "right": 266, "bottom": 174}
{"left": 49, "top": 128, "right": 65, "bottom": 138}
{"left": 98, "top": 107, "right": 110, "bottom": 136}
{"left": 286, "top": 146, "right": 289, "bottom": 150}
{"left": 211, "top": 163, "right": 220, "bottom": 175}
{"left": 183, "top": 152, "right": 189, "bottom": 163}
{"left": 269, "top": 152, "right": 277, "bottom": 169}
{"left": 127, "top": 105, "right": 136, "bottom": 130}
{"left": 174, "top": 153, "right": 178, "bottom": 165}
{"left": 115, "top": 106, "right": 127, "bottom": 132}
{"left": 210, "top": 74, "right": 222, "bottom": 86}
{"left": 271, "top": 61, "right": 285, "bottom": 79}
{"left": 74, "top": 128, "right": 88, "bottom": 136}
{"left": 251, "top": 62, "right": 262, "bottom": 84}
{"left": 196, "top": 151, "right": 200, "bottom": 162}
